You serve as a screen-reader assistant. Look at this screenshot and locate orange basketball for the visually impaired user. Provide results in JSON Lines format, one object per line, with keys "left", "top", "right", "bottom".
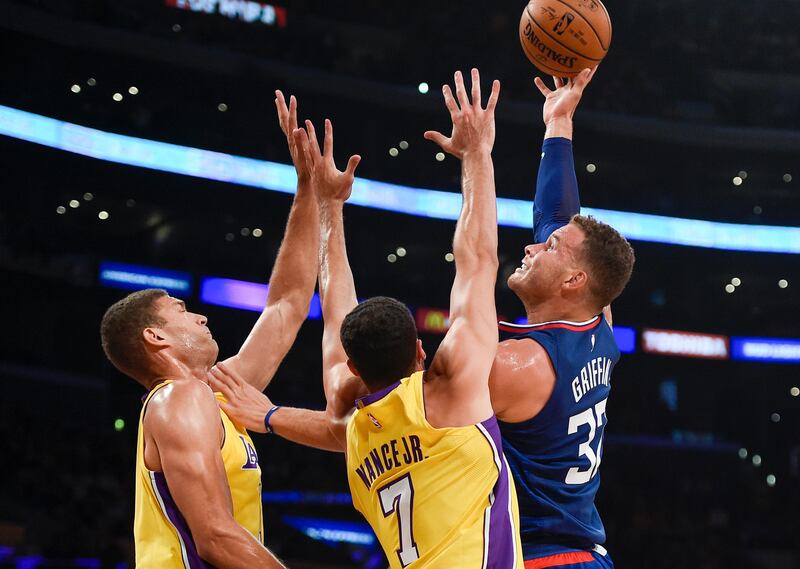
{"left": 519, "top": 0, "right": 612, "bottom": 78}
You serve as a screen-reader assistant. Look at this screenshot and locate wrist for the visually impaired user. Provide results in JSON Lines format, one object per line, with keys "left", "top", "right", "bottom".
{"left": 318, "top": 198, "right": 346, "bottom": 211}
{"left": 461, "top": 146, "right": 493, "bottom": 160}
{"left": 544, "top": 116, "right": 573, "bottom": 140}
{"left": 264, "top": 405, "right": 282, "bottom": 434}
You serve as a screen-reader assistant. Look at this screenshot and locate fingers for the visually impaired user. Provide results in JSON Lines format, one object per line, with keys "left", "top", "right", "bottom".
{"left": 423, "top": 130, "right": 450, "bottom": 150}
{"left": 344, "top": 154, "right": 361, "bottom": 178}
{"left": 292, "top": 128, "right": 311, "bottom": 167}
{"left": 470, "top": 68, "right": 481, "bottom": 108}
{"left": 209, "top": 366, "right": 234, "bottom": 392}
{"left": 442, "top": 84, "right": 459, "bottom": 117}
{"left": 275, "top": 90, "right": 289, "bottom": 134}
{"left": 305, "top": 119, "right": 322, "bottom": 158}
{"left": 288, "top": 95, "right": 298, "bottom": 131}
{"left": 323, "top": 118, "right": 333, "bottom": 160}
{"left": 486, "top": 79, "right": 501, "bottom": 114}
{"left": 569, "top": 68, "right": 594, "bottom": 92}
{"left": 454, "top": 70, "right": 470, "bottom": 110}
{"left": 552, "top": 76, "right": 565, "bottom": 89}
{"left": 533, "top": 76, "right": 551, "bottom": 97}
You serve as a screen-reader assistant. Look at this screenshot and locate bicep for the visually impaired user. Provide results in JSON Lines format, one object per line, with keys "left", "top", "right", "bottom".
{"left": 150, "top": 394, "right": 234, "bottom": 537}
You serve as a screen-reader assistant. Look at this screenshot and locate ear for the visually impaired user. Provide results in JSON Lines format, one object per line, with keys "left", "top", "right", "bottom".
{"left": 346, "top": 359, "right": 361, "bottom": 378}
{"left": 415, "top": 339, "right": 426, "bottom": 369}
{"left": 563, "top": 269, "right": 588, "bottom": 291}
{"left": 142, "top": 326, "right": 168, "bottom": 348}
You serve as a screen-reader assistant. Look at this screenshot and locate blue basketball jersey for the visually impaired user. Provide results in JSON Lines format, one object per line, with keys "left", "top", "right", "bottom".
{"left": 497, "top": 315, "right": 619, "bottom": 559}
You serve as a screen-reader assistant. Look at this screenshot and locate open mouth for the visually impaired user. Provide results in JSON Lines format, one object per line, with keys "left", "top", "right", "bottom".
{"left": 514, "top": 259, "right": 531, "bottom": 274}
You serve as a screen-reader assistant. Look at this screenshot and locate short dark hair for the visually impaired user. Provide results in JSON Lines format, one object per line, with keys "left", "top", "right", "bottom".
{"left": 340, "top": 297, "right": 418, "bottom": 390}
{"left": 571, "top": 215, "right": 635, "bottom": 308}
{"left": 100, "top": 288, "right": 168, "bottom": 380}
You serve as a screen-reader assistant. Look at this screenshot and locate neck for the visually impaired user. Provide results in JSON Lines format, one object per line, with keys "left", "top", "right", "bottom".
{"left": 523, "top": 297, "right": 598, "bottom": 325}
{"left": 144, "top": 354, "right": 212, "bottom": 391}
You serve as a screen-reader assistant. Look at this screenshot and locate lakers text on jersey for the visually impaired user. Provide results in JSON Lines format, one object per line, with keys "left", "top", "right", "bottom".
{"left": 134, "top": 381, "right": 264, "bottom": 568}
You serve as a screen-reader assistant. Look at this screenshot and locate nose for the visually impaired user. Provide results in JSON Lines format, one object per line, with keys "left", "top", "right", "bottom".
{"left": 524, "top": 243, "right": 540, "bottom": 257}
{"left": 197, "top": 313, "right": 208, "bottom": 326}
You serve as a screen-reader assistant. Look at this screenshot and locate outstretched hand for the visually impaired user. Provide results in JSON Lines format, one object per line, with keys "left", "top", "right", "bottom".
{"left": 424, "top": 68, "right": 500, "bottom": 159}
{"left": 275, "top": 90, "right": 313, "bottom": 183}
{"left": 209, "top": 361, "right": 273, "bottom": 434}
{"left": 304, "top": 118, "right": 361, "bottom": 203}
{"left": 534, "top": 67, "right": 597, "bottom": 125}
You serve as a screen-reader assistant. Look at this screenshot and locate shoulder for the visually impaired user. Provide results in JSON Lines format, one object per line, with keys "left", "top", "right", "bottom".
{"left": 494, "top": 338, "right": 553, "bottom": 374}
{"left": 145, "top": 380, "right": 219, "bottom": 430}
{"left": 490, "top": 338, "right": 556, "bottom": 422}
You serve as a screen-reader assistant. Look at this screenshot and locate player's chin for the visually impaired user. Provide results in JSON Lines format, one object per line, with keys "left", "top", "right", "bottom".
{"left": 507, "top": 270, "right": 523, "bottom": 290}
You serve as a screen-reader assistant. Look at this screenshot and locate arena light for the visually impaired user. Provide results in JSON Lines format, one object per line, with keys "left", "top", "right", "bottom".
{"left": 612, "top": 326, "right": 636, "bottom": 354}
{"left": 281, "top": 516, "right": 376, "bottom": 546}
{"left": 2, "top": 104, "right": 800, "bottom": 254}
{"left": 642, "top": 328, "right": 729, "bottom": 360}
{"left": 165, "top": 0, "right": 288, "bottom": 27}
{"left": 99, "top": 261, "right": 192, "bottom": 296}
{"left": 200, "top": 276, "right": 322, "bottom": 319}
{"left": 730, "top": 337, "right": 800, "bottom": 363}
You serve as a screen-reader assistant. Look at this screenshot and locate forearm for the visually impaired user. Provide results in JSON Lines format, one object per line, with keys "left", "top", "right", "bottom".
{"left": 533, "top": 137, "right": 580, "bottom": 243}
{"left": 231, "top": 184, "right": 319, "bottom": 388}
{"left": 200, "top": 526, "right": 286, "bottom": 568}
{"left": 318, "top": 201, "right": 357, "bottom": 368}
{"left": 454, "top": 150, "right": 498, "bottom": 264}
{"left": 269, "top": 406, "right": 344, "bottom": 452}
{"left": 265, "top": 183, "right": 319, "bottom": 311}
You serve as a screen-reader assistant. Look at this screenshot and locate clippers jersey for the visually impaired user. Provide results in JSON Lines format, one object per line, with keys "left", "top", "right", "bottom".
{"left": 134, "top": 381, "right": 264, "bottom": 568}
{"left": 346, "top": 371, "right": 523, "bottom": 569}
{"left": 497, "top": 315, "right": 619, "bottom": 559}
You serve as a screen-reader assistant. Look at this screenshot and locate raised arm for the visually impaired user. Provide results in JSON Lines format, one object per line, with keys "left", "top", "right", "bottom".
{"left": 309, "top": 118, "right": 365, "bottom": 447}
{"left": 221, "top": 91, "right": 320, "bottom": 390}
{"left": 146, "top": 381, "right": 286, "bottom": 568}
{"left": 532, "top": 68, "right": 595, "bottom": 243}
{"left": 208, "top": 118, "right": 363, "bottom": 453}
{"left": 422, "top": 69, "right": 500, "bottom": 426}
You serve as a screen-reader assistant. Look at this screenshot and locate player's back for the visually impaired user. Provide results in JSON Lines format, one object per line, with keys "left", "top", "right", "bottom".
{"left": 497, "top": 315, "right": 619, "bottom": 559}
{"left": 346, "top": 371, "right": 523, "bottom": 569}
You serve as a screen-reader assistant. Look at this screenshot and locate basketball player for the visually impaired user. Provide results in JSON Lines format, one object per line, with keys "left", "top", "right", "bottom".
{"left": 489, "top": 67, "right": 634, "bottom": 569}
{"left": 98, "top": 91, "right": 338, "bottom": 568}
{"left": 211, "top": 69, "right": 523, "bottom": 568}
{"left": 213, "top": 68, "right": 633, "bottom": 568}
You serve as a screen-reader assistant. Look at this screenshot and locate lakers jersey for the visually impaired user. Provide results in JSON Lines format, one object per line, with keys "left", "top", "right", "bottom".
{"left": 346, "top": 371, "right": 523, "bottom": 569}
{"left": 134, "top": 380, "right": 264, "bottom": 568}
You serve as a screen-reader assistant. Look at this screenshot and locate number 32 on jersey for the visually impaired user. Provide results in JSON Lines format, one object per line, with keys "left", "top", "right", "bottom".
{"left": 565, "top": 397, "right": 608, "bottom": 485}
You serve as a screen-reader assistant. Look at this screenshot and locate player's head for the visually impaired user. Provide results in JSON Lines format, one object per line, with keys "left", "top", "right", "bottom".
{"left": 508, "top": 215, "right": 634, "bottom": 313}
{"left": 100, "top": 288, "right": 218, "bottom": 384}
{"left": 340, "top": 296, "right": 425, "bottom": 391}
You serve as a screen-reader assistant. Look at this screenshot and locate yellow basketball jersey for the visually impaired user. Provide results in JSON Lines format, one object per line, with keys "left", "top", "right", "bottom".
{"left": 346, "top": 371, "right": 523, "bottom": 568}
{"left": 134, "top": 380, "right": 264, "bottom": 568}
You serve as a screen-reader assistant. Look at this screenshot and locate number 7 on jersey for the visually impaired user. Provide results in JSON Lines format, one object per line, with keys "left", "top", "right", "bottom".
{"left": 378, "top": 473, "right": 420, "bottom": 567}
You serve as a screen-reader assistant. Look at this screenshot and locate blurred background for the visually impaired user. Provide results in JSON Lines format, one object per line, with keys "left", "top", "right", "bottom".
{"left": 0, "top": 0, "right": 799, "bottom": 567}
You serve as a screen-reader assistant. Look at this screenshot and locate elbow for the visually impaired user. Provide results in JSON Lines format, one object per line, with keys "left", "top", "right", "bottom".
{"left": 195, "top": 531, "right": 226, "bottom": 565}
{"left": 193, "top": 518, "right": 241, "bottom": 564}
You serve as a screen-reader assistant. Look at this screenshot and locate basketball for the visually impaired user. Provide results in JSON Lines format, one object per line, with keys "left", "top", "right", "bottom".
{"left": 519, "top": 0, "right": 612, "bottom": 77}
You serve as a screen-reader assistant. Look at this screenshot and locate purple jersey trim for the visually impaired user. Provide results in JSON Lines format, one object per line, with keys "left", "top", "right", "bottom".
{"left": 150, "top": 471, "right": 216, "bottom": 569}
{"left": 355, "top": 378, "right": 402, "bottom": 408}
{"left": 477, "top": 416, "right": 519, "bottom": 569}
